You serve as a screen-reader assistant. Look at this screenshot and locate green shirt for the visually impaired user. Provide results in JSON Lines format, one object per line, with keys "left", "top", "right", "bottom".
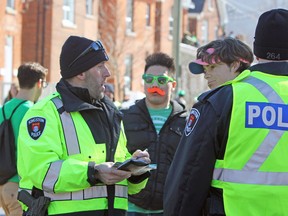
{"left": 148, "top": 106, "right": 172, "bottom": 134}
{"left": 0, "top": 98, "right": 33, "bottom": 183}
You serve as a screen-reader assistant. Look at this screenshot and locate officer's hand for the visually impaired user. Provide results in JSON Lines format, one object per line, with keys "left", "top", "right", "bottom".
{"left": 130, "top": 149, "right": 151, "bottom": 176}
{"left": 95, "top": 162, "right": 132, "bottom": 185}
{"left": 131, "top": 149, "right": 151, "bottom": 164}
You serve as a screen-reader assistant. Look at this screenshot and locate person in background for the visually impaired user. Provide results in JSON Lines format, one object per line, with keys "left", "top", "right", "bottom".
{"left": 104, "top": 83, "right": 121, "bottom": 108}
{"left": 164, "top": 8, "right": 288, "bottom": 216}
{"left": 3, "top": 83, "right": 19, "bottom": 104}
{"left": 175, "top": 90, "right": 186, "bottom": 109}
{"left": 17, "top": 36, "right": 150, "bottom": 216}
{"left": 182, "top": 31, "right": 199, "bottom": 47}
{"left": 0, "top": 62, "right": 48, "bottom": 216}
{"left": 189, "top": 37, "right": 254, "bottom": 89}
{"left": 122, "top": 52, "right": 188, "bottom": 216}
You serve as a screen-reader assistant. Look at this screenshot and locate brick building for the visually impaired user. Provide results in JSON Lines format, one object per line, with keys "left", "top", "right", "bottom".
{"left": 99, "top": 0, "right": 181, "bottom": 100}
{"left": 0, "top": 0, "right": 224, "bottom": 105}
{"left": 0, "top": 0, "right": 23, "bottom": 101}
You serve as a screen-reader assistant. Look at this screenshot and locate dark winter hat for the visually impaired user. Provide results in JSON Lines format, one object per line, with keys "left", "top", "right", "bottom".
{"left": 254, "top": 9, "right": 288, "bottom": 60}
{"left": 60, "top": 36, "right": 109, "bottom": 78}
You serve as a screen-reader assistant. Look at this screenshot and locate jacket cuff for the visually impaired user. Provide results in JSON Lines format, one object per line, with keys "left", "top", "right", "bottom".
{"left": 87, "top": 162, "right": 101, "bottom": 186}
{"left": 128, "top": 171, "right": 151, "bottom": 184}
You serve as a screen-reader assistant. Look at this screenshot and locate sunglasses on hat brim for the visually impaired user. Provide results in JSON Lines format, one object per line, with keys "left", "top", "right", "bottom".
{"left": 68, "top": 40, "right": 104, "bottom": 68}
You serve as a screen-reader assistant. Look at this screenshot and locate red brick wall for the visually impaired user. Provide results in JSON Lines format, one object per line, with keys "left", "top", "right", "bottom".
{"left": 0, "top": 0, "right": 23, "bottom": 81}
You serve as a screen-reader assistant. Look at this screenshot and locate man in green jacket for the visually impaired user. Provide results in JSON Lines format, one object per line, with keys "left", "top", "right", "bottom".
{"left": 0, "top": 62, "right": 48, "bottom": 216}
{"left": 17, "top": 36, "right": 150, "bottom": 216}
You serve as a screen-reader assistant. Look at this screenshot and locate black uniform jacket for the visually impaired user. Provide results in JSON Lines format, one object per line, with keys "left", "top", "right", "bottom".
{"left": 122, "top": 98, "right": 188, "bottom": 210}
{"left": 163, "top": 62, "right": 288, "bottom": 216}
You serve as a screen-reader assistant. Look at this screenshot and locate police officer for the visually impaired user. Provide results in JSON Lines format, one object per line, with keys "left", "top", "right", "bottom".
{"left": 17, "top": 36, "right": 150, "bottom": 216}
{"left": 164, "top": 9, "right": 288, "bottom": 216}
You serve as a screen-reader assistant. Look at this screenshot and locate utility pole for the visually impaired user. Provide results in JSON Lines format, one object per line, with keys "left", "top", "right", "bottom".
{"left": 172, "top": 0, "right": 182, "bottom": 93}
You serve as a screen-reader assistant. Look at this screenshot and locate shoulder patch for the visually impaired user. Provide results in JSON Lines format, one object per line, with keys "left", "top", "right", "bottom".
{"left": 27, "top": 117, "right": 46, "bottom": 140}
{"left": 184, "top": 108, "right": 200, "bottom": 136}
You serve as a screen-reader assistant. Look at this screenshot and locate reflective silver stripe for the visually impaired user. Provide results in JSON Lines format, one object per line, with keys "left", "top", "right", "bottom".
{"left": 243, "top": 76, "right": 283, "bottom": 103}
{"left": 43, "top": 161, "right": 63, "bottom": 192}
{"left": 51, "top": 97, "right": 80, "bottom": 155}
{"left": 242, "top": 76, "right": 285, "bottom": 170}
{"left": 213, "top": 168, "right": 288, "bottom": 185}
{"left": 115, "top": 185, "right": 128, "bottom": 198}
{"left": 243, "top": 130, "right": 285, "bottom": 171}
{"left": 213, "top": 76, "right": 287, "bottom": 185}
{"left": 42, "top": 185, "right": 127, "bottom": 201}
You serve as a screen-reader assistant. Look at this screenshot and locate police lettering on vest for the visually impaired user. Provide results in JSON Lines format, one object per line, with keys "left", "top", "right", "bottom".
{"left": 246, "top": 102, "right": 288, "bottom": 130}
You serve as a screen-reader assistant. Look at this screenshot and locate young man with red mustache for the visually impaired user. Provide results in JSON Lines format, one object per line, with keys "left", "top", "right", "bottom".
{"left": 122, "top": 52, "right": 188, "bottom": 216}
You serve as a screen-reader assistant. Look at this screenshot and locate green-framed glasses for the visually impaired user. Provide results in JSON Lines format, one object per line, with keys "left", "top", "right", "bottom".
{"left": 142, "top": 74, "right": 174, "bottom": 85}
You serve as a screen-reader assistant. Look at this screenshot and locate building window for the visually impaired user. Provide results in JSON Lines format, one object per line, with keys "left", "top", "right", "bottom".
{"left": 6, "top": 0, "right": 15, "bottom": 9}
{"left": 3, "top": 35, "right": 14, "bottom": 100}
{"left": 169, "top": 6, "right": 174, "bottom": 36}
{"left": 207, "top": 0, "right": 214, "bottom": 10}
{"left": 124, "top": 54, "right": 133, "bottom": 93}
{"left": 63, "top": 0, "right": 75, "bottom": 24}
{"left": 126, "top": 0, "right": 134, "bottom": 32}
{"left": 86, "top": 0, "right": 93, "bottom": 16}
{"left": 201, "top": 20, "right": 208, "bottom": 44}
{"left": 146, "top": 3, "right": 151, "bottom": 27}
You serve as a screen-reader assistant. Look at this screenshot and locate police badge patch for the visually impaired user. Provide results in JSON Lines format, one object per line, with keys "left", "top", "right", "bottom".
{"left": 185, "top": 108, "right": 200, "bottom": 136}
{"left": 27, "top": 117, "right": 46, "bottom": 140}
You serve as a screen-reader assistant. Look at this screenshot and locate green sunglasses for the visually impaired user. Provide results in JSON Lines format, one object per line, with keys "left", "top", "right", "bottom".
{"left": 142, "top": 74, "right": 174, "bottom": 85}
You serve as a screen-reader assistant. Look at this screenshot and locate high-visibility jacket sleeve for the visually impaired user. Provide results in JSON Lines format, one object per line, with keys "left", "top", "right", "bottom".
{"left": 17, "top": 101, "right": 92, "bottom": 192}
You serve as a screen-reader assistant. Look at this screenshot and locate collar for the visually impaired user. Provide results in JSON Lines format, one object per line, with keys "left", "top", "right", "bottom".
{"left": 56, "top": 79, "right": 102, "bottom": 112}
{"left": 134, "top": 98, "right": 186, "bottom": 116}
{"left": 249, "top": 62, "right": 288, "bottom": 76}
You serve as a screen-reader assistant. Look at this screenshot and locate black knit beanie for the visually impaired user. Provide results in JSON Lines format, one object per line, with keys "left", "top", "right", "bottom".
{"left": 60, "top": 36, "right": 109, "bottom": 79}
{"left": 254, "top": 9, "right": 288, "bottom": 60}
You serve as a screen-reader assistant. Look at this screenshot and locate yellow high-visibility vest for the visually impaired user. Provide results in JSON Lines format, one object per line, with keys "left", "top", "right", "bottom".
{"left": 212, "top": 71, "right": 288, "bottom": 216}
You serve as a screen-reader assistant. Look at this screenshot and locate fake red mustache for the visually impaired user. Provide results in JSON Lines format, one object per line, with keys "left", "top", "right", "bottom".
{"left": 147, "top": 87, "right": 165, "bottom": 96}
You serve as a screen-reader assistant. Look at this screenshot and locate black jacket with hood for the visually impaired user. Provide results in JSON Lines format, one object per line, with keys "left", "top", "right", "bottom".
{"left": 122, "top": 98, "right": 188, "bottom": 210}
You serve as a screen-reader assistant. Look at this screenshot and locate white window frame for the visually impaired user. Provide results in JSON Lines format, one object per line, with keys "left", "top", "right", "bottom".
{"left": 86, "top": 0, "right": 93, "bottom": 16}
{"left": 169, "top": 6, "right": 174, "bottom": 37}
{"left": 63, "top": 0, "right": 75, "bottom": 25}
{"left": 201, "top": 20, "right": 208, "bottom": 44}
{"left": 126, "top": 0, "right": 134, "bottom": 33}
{"left": 124, "top": 54, "right": 133, "bottom": 92}
{"left": 145, "top": 3, "right": 151, "bottom": 27}
{"left": 7, "top": 0, "right": 15, "bottom": 9}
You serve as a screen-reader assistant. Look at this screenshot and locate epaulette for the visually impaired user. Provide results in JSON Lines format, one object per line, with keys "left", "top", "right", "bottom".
{"left": 197, "top": 85, "right": 226, "bottom": 103}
